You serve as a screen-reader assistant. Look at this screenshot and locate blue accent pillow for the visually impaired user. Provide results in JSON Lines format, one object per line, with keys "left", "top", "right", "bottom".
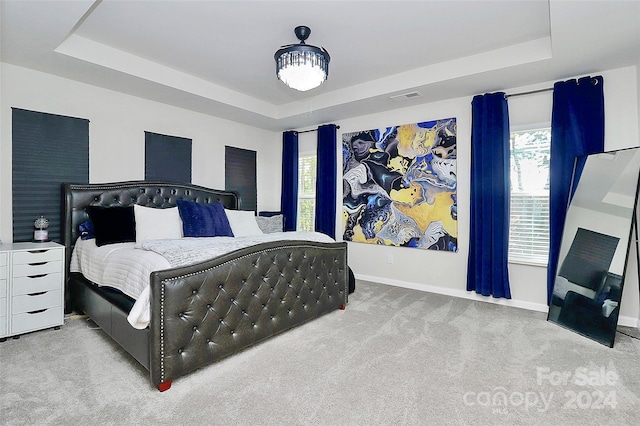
{"left": 79, "top": 220, "right": 95, "bottom": 240}
{"left": 176, "top": 200, "right": 234, "bottom": 237}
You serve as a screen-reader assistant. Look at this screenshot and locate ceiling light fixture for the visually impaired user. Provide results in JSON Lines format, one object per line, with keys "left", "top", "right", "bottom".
{"left": 274, "top": 26, "right": 330, "bottom": 92}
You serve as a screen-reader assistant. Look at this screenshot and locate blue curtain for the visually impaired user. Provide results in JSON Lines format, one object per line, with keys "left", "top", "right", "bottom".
{"left": 547, "top": 76, "right": 604, "bottom": 304}
{"left": 281, "top": 131, "right": 299, "bottom": 231}
{"left": 467, "top": 92, "right": 512, "bottom": 299}
{"left": 315, "top": 124, "right": 338, "bottom": 238}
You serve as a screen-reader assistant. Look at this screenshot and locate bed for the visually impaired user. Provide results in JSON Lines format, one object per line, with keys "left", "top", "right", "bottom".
{"left": 63, "top": 181, "right": 348, "bottom": 391}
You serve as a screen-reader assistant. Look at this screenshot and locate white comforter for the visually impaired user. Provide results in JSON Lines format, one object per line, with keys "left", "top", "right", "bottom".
{"left": 70, "top": 232, "right": 334, "bottom": 329}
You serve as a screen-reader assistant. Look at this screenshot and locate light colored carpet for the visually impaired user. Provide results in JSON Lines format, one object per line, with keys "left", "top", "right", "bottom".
{"left": 1, "top": 281, "right": 640, "bottom": 425}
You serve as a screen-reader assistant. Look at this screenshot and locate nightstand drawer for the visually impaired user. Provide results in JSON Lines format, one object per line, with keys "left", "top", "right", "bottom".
{"left": 12, "top": 290, "right": 61, "bottom": 314}
{"left": 12, "top": 249, "right": 62, "bottom": 265}
{"left": 0, "top": 279, "right": 6, "bottom": 297}
{"left": 0, "top": 252, "right": 6, "bottom": 267}
{"left": 0, "top": 302, "right": 6, "bottom": 317}
{"left": 11, "top": 306, "right": 62, "bottom": 335}
{"left": 12, "top": 260, "right": 62, "bottom": 278}
{"left": 12, "top": 274, "right": 61, "bottom": 295}
{"left": 0, "top": 265, "right": 6, "bottom": 279}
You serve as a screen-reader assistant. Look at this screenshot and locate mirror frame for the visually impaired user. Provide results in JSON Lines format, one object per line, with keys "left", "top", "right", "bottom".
{"left": 547, "top": 147, "right": 640, "bottom": 347}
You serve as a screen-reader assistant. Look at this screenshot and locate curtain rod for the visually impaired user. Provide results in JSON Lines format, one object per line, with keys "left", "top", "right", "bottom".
{"left": 505, "top": 87, "right": 553, "bottom": 98}
{"left": 293, "top": 125, "right": 341, "bottom": 134}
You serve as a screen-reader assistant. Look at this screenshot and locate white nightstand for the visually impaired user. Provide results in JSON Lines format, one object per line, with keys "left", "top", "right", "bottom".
{"left": 0, "top": 242, "right": 65, "bottom": 341}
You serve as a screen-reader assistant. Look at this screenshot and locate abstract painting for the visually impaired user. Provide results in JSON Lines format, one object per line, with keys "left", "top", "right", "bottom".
{"left": 342, "top": 118, "right": 458, "bottom": 252}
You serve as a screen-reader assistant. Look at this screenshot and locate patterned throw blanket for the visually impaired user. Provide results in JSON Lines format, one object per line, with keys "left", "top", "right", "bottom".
{"left": 135, "top": 231, "right": 334, "bottom": 267}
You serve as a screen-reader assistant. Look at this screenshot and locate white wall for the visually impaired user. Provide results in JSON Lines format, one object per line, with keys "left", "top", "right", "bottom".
{"left": 340, "top": 66, "right": 640, "bottom": 324}
{"left": 2, "top": 61, "right": 638, "bottom": 325}
{"left": 0, "top": 63, "right": 281, "bottom": 242}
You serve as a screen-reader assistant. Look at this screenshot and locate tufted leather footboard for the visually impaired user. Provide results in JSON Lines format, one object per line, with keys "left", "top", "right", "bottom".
{"left": 148, "top": 240, "right": 348, "bottom": 390}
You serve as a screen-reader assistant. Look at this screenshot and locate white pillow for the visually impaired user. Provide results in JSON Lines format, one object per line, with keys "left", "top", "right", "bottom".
{"left": 224, "top": 209, "right": 264, "bottom": 237}
{"left": 134, "top": 205, "right": 183, "bottom": 242}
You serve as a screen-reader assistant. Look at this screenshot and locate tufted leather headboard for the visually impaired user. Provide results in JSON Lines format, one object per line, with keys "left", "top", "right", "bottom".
{"left": 62, "top": 181, "right": 239, "bottom": 310}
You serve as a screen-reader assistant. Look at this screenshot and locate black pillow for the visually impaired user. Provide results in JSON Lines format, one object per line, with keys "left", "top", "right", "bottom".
{"left": 86, "top": 206, "right": 136, "bottom": 246}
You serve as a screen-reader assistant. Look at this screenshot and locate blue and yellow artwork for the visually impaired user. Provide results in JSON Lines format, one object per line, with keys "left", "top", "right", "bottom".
{"left": 342, "top": 118, "right": 457, "bottom": 252}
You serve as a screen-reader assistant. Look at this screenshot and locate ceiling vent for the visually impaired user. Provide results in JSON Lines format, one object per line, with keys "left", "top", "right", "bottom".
{"left": 390, "top": 91, "right": 423, "bottom": 101}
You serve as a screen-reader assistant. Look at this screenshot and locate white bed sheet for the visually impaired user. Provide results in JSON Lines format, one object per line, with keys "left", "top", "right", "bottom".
{"left": 70, "top": 239, "right": 170, "bottom": 329}
{"left": 70, "top": 232, "right": 336, "bottom": 329}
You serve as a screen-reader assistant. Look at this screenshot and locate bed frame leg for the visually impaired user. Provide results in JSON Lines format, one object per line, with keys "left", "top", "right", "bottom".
{"left": 157, "top": 380, "right": 172, "bottom": 392}
{"left": 340, "top": 304, "right": 346, "bottom": 310}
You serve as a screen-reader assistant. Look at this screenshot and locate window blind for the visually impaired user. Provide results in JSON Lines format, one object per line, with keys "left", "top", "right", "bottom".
{"left": 145, "top": 131, "right": 192, "bottom": 183}
{"left": 509, "top": 193, "right": 550, "bottom": 263}
{"left": 225, "top": 146, "right": 257, "bottom": 212}
{"left": 12, "top": 108, "right": 89, "bottom": 243}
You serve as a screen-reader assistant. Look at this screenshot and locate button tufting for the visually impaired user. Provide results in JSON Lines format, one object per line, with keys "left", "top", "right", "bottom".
{"left": 192, "top": 289, "right": 198, "bottom": 294}
{"left": 193, "top": 326, "right": 198, "bottom": 331}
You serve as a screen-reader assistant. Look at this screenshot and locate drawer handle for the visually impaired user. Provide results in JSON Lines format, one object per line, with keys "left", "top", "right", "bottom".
{"left": 28, "top": 262, "right": 47, "bottom": 266}
{"left": 27, "top": 250, "right": 48, "bottom": 254}
{"left": 27, "top": 274, "right": 48, "bottom": 279}
{"left": 27, "top": 309, "right": 47, "bottom": 315}
{"left": 27, "top": 291, "right": 47, "bottom": 297}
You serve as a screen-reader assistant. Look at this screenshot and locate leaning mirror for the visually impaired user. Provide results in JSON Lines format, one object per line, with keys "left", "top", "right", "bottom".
{"left": 547, "top": 147, "right": 640, "bottom": 347}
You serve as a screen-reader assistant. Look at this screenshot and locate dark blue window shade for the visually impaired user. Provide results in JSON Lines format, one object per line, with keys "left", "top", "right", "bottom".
{"left": 225, "top": 146, "right": 257, "bottom": 212}
{"left": 12, "top": 108, "right": 89, "bottom": 243}
{"left": 145, "top": 131, "right": 192, "bottom": 183}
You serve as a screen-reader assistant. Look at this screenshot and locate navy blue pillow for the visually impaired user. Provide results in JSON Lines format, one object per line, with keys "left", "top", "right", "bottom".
{"left": 79, "top": 220, "right": 95, "bottom": 240}
{"left": 86, "top": 206, "right": 136, "bottom": 246}
{"left": 176, "top": 200, "right": 234, "bottom": 237}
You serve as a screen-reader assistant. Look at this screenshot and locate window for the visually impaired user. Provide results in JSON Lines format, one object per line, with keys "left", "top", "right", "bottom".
{"left": 509, "top": 128, "right": 551, "bottom": 265}
{"left": 225, "top": 146, "right": 257, "bottom": 212}
{"left": 297, "top": 154, "right": 316, "bottom": 231}
{"left": 12, "top": 108, "right": 89, "bottom": 243}
{"left": 145, "top": 131, "right": 192, "bottom": 183}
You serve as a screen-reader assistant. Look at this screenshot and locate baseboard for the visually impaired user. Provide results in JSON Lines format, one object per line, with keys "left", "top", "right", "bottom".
{"left": 617, "top": 315, "right": 639, "bottom": 328}
{"left": 355, "top": 273, "right": 639, "bottom": 328}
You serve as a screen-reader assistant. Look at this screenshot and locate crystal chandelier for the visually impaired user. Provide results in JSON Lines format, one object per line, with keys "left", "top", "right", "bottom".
{"left": 274, "top": 26, "right": 330, "bottom": 92}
